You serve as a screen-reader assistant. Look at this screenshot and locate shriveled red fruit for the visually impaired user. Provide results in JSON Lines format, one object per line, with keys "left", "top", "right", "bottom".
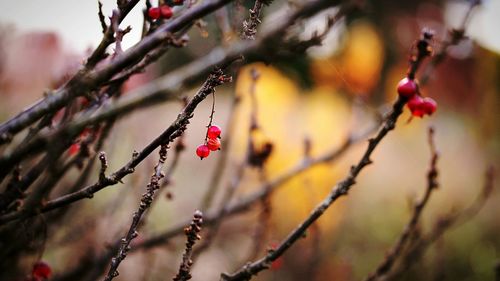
{"left": 207, "top": 125, "right": 222, "bottom": 139}
{"left": 32, "top": 261, "right": 52, "bottom": 279}
{"left": 196, "top": 144, "right": 210, "bottom": 159}
{"left": 407, "top": 95, "right": 425, "bottom": 117}
{"left": 206, "top": 138, "right": 221, "bottom": 151}
{"left": 160, "top": 5, "right": 173, "bottom": 19}
{"left": 421, "top": 97, "right": 437, "bottom": 115}
{"left": 397, "top": 77, "right": 418, "bottom": 98}
{"left": 148, "top": 7, "right": 160, "bottom": 19}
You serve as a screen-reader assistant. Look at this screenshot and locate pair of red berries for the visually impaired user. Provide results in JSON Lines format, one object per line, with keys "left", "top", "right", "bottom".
{"left": 397, "top": 77, "right": 437, "bottom": 117}
{"left": 147, "top": 0, "right": 184, "bottom": 20}
{"left": 196, "top": 125, "right": 222, "bottom": 159}
{"left": 148, "top": 5, "right": 173, "bottom": 20}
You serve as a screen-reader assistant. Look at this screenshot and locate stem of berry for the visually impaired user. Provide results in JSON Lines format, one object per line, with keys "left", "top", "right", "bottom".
{"left": 205, "top": 92, "right": 216, "bottom": 143}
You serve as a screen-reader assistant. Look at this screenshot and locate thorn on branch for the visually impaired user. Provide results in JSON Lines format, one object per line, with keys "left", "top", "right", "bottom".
{"left": 98, "top": 151, "right": 108, "bottom": 182}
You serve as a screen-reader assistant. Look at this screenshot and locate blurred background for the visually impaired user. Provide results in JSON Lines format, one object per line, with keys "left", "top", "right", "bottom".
{"left": 0, "top": 0, "right": 499, "bottom": 280}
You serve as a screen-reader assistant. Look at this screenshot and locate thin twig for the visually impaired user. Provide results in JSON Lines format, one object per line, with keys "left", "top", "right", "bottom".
{"left": 0, "top": 68, "right": 233, "bottom": 225}
{"left": 200, "top": 96, "right": 239, "bottom": 210}
{"left": 0, "top": 0, "right": 236, "bottom": 144}
{"left": 419, "top": 0, "right": 480, "bottom": 85}
{"left": 54, "top": 122, "right": 374, "bottom": 281}
{"left": 363, "top": 127, "right": 439, "bottom": 281}
{"left": 220, "top": 28, "right": 433, "bottom": 281}
{"left": 383, "top": 166, "right": 495, "bottom": 280}
{"left": 241, "top": 0, "right": 271, "bottom": 40}
{"left": 193, "top": 68, "right": 262, "bottom": 258}
{"left": 134, "top": 123, "right": 377, "bottom": 251}
{"left": 98, "top": 0, "right": 108, "bottom": 34}
{"left": 0, "top": 0, "right": 345, "bottom": 169}
{"left": 103, "top": 144, "right": 169, "bottom": 281}
{"left": 173, "top": 210, "right": 203, "bottom": 281}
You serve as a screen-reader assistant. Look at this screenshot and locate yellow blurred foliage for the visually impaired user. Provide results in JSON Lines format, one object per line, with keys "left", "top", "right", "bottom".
{"left": 312, "top": 20, "right": 384, "bottom": 95}
{"left": 234, "top": 63, "right": 352, "bottom": 235}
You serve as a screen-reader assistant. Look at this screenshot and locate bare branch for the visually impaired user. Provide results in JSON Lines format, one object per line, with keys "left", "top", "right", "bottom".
{"left": 383, "top": 166, "right": 495, "bottom": 280}
{"left": 134, "top": 123, "right": 377, "bottom": 251}
{"left": 241, "top": 0, "right": 270, "bottom": 40}
{"left": 0, "top": 68, "right": 233, "bottom": 225}
{"left": 173, "top": 210, "right": 203, "bottom": 281}
{"left": 220, "top": 28, "right": 434, "bottom": 281}
{"left": 98, "top": 0, "right": 108, "bottom": 34}
{"left": 0, "top": 0, "right": 346, "bottom": 170}
{"left": 364, "top": 127, "right": 439, "bottom": 281}
{"left": 0, "top": 0, "right": 236, "bottom": 144}
{"left": 103, "top": 144, "right": 169, "bottom": 281}
{"left": 419, "top": 0, "right": 480, "bottom": 85}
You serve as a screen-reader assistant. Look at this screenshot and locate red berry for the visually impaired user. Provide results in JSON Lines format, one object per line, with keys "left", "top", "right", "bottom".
{"left": 148, "top": 7, "right": 160, "bottom": 19}
{"left": 207, "top": 125, "right": 222, "bottom": 139}
{"left": 196, "top": 144, "right": 210, "bottom": 159}
{"left": 407, "top": 95, "right": 425, "bottom": 117}
{"left": 207, "top": 138, "right": 221, "bottom": 151}
{"left": 397, "top": 77, "right": 418, "bottom": 98}
{"left": 421, "top": 97, "right": 437, "bottom": 115}
{"left": 69, "top": 143, "right": 80, "bottom": 156}
{"left": 268, "top": 243, "right": 283, "bottom": 270}
{"left": 32, "top": 261, "right": 52, "bottom": 279}
{"left": 160, "top": 5, "right": 173, "bottom": 19}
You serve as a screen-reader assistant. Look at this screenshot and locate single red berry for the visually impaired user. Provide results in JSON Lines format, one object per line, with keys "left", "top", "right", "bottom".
{"left": 407, "top": 95, "right": 425, "bottom": 118}
{"left": 160, "top": 5, "right": 173, "bottom": 19}
{"left": 421, "top": 97, "right": 437, "bottom": 115}
{"left": 196, "top": 144, "right": 210, "bottom": 159}
{"left": 207, "top": 138, "right": 221, "bottom": 151}
{"left": 271, "top": 257, "right": 283, "bottom": 270}
{"left": 68, "top": 143, "right": 80, "bottom": 156}
{"left": 32, "top": 261, "right": 52, "bottom": 279}
{"left": 397, "top": 77, "right": 418, "bottom": 98}
{"left": 148, "top": 7, "right": 160, "bottom": 20}
{"left": 207, "top": 125, "right": 222, "bottom": 139}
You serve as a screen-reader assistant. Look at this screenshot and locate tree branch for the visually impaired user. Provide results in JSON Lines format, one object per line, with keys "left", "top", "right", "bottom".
{"left": 0, "top": 0, "right": 237, "bottom": 144}
{"left": 172, "top": 210, "right": 203, "bottom": 281}
{"left": 103, "top": 144, "right": 169, "bottom": 281}
{"left": 220, "top": 27, "right": 434, "bottom": 281}
{"left": 364, "top": 127, "right": 439, "bottom": 281}
{"left": 0, "top": 68, "right": 232, "bottom": 225}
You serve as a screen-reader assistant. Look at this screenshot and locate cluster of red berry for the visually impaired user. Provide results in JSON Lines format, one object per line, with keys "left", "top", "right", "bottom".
{"left": 147, "top": 0, "right": 184, "bottom": 20}
{"left": 196, "top": 125, "right": 221, "bottom": 159}
{"left": 397, "top": 78, "right": 437, "bottom": 117}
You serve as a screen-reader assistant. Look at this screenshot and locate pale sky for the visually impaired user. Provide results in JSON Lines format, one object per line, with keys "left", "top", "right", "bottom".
{"left": 0, "top": 0, "right": 144, "bottom": 52}
{"left": 0, "top": 0, "right": 499, "bottom": 54}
